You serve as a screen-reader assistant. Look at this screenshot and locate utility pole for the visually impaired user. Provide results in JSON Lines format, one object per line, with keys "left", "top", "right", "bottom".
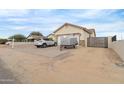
{"left": 12, "top": 37, "right": 14, "bottom": 48}
{"left": 121, "top": 32, "right": 122, "bottom": 40}
{"left": 121, "top": 31, "right": 123, "bottom": 40}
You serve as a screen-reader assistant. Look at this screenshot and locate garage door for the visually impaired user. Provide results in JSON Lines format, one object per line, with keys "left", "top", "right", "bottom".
{"left": 57, "top": 34, "right": 80, "bottom": 45}
{"left": 87, "top": 37, "right": 108, "bottom": 48}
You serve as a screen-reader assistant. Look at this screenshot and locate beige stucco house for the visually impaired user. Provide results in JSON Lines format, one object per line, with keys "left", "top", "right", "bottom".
{"left": 48, "top": 23, "right": 96, "bottom": 46}
{"left": 27, "top": 35, "right": 44, "bottom": 42}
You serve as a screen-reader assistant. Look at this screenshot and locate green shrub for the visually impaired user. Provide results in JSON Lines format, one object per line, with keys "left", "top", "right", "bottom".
{"left": 0, "top": 39, "right": 8, "bottom": 44}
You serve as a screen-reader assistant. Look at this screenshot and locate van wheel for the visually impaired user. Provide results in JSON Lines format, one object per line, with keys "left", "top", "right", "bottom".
{"left": 42, "top": 43, "right": 47, "bottom": 48}
{"left": 73, "top": 45, "right": 76, "bottom": 48}
{"left": 54, "top": 43, "right": 57, "bottom": 46}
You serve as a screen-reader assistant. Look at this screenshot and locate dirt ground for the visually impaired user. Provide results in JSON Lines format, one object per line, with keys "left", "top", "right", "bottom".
{"left": 0, "top": 58, "right": 20, "bottom": 84}
{"left": 0, "top": 44, "right": 124, "bottom": 84}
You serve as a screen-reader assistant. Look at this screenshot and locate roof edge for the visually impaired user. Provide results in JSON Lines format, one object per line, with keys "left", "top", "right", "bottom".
{"left": 47, "top": 23, "right": 96, "bottom": 37}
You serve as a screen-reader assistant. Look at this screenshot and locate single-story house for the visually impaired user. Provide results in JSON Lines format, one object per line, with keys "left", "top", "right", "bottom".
{"left": 48, "top": 23, "right": 96, "bottom": 47}
{"left": 27, "top": 35, "right": 46, "bottom": 41}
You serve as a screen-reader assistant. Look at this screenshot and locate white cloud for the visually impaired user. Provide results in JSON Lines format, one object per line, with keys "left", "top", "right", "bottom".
{"left": 97, "top": 31, "right": 124, "bottom": 40}
{"left": 81, "top": 21, "right": 124, "bottom": 32}
{"left": 11, "top": 26, "right": 31, "bottom": 30}
{"left": 71, "top": 9, "right": 118, "bottom": 19}
{"left": 0, "top": 9, "right": 29, "bottom": 17}
{"left": 74, "top": 10, "right": 103, "bottom": 18}
{"left": 7, "top": 18, "right": 29, "bottom": 22}
{"left": 80, "top": 21, "right": 124, "bottom": 40}
{"left": 28, "top": 15, "right": 77, "bottom": 25}
{"left": 0, "top": 9, "right": 123, "bottom": 39}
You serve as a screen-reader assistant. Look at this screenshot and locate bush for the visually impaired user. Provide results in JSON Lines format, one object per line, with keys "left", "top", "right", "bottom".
{"left": 0, "top": 39, "right": 8, "bottom": 44}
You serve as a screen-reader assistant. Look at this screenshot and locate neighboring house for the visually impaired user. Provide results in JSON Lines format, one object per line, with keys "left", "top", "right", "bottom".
{"left": 48, "top": 23, "right": 96, "bottom": 46}
{"left": 27, "top": 31, "right": 45, "bottom": 41}
{"left": 27, "top": 35, "right": 45, "bottom": 41}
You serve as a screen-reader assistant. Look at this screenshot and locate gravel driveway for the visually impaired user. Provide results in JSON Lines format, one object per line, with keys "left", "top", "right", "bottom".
{"left": 0, "top": 59, "right": 20, "bottom": 84}
{"left": 0, "top": 45, "right": 124, "bottom": 83}
{"left": 13, "top": 46, "right": 70, "bottom": 58}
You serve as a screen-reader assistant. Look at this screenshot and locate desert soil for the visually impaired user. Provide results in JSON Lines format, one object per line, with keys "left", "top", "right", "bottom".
{"left": 0, "top": 44, "right": 124, "bottom": 84}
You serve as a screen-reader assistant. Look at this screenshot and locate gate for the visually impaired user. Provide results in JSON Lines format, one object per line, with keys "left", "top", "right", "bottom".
{"left": 87, "top": 37, "right": 108, "bottom": 48}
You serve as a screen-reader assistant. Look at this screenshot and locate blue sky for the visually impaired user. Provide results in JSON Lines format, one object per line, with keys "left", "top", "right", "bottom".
{"left": 0, "top": 9, "right": 124, "bottom": 39}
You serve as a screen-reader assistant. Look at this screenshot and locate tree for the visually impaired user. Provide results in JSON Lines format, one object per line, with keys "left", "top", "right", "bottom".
{"left": 29, "top": 31, "right": 43, "bottom": 36}
{"left": 8, "top": 34, "right": 26, "bottom": 42}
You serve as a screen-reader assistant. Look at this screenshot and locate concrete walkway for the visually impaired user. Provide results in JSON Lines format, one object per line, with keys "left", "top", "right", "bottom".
{"left": 0, "top": 59, "right": 20, "bottom": 84}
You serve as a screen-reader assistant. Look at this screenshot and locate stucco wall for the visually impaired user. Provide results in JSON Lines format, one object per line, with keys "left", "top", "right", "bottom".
{"left": 84, "top": 31, "right": 90, "bottom": 47}
{"left": 108, "top": 39, "right": 124, "bottom": 61}
{"left": 91, "top": 33, "right": 95, "bottom": 37}
{"left": 48, "top": 34, "right": 56, "bottom": 41}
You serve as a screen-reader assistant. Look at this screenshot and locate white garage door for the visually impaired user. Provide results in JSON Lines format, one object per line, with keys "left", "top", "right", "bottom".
{"left": 57, "top": 34, "right": 80, "bottom": 45}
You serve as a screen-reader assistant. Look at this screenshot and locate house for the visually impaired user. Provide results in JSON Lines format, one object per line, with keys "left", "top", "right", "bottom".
{"left": 48, "top": 23, "right": 96, "bottom": 47}
{"left": 27, "top": 35, "right": 44, "bottom": 41}
{"left": 47, "top": 33, "right": 56, "bottom": 41}
{"left": 27, "top": 32, "right": 46, "bottom": 41}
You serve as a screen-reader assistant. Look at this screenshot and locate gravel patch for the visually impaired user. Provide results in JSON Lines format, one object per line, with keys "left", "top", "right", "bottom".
{"left": 0, "top": 58, "right": 20, "bottom": 84}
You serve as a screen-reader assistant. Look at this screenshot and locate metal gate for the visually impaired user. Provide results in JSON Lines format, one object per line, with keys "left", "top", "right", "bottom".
{"left": 87, "top": 37, "right": 108, "bottom": 48}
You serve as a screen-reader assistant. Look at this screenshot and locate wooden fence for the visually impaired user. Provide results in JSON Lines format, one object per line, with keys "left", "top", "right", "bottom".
{"left": 87, "top": 37, "right": 108, "bottom": 48}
